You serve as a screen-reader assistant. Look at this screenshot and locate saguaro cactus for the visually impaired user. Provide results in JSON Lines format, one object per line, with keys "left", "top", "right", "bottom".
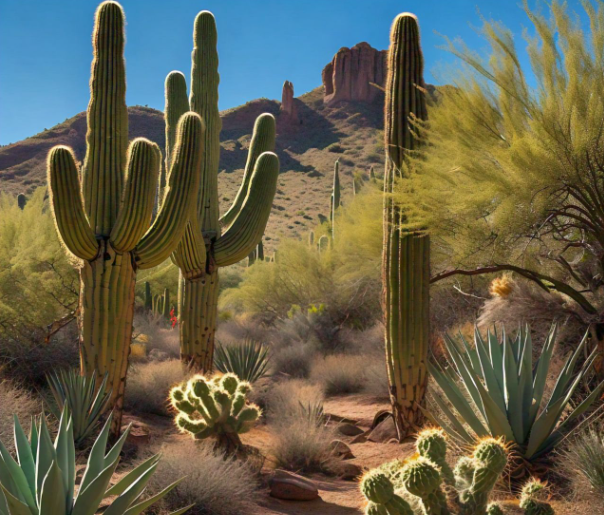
{"left": 165, "top": 12, "right": 279, "bottom": 371}
{"left": 47, "top": 1, "right": 203, "bottom": 435}
{"left": 330, "top": 159, "right": 341, "bottom": 238}
{"left": 382, "top": 13, "right": 430, "bottom": 439}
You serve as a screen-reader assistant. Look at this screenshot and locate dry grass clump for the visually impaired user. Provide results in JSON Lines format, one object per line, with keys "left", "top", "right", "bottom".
{"left": 266, "top": 379, "right": 324, "bottom": 420}
{"left": 0, "top": 380, "right": 42, "bottom": 452}
{"left": 271, "top": 342, "right": 315, "bottom": 379}
{"left": 124, "top": 360, "right": 187, "bottom": 416}
{"left": 563, "top": 425, "right": 604, "bottom": 497}
{"left": 310, "top": 354, "right": 366, "bottom": 396}
{"left": 266, "top": 379, "right": 336, "bottom": 473}
{"left": 148, "top": 439, "right": 260, "bottom": 515}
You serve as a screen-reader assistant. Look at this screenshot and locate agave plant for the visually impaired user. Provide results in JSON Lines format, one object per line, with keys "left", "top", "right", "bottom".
{"left": 47, "top": 369, "right": 111, "bottom": 445}
{"left": 214, "top": 338, "right": 270, "bottom": 383}
{"left": 427, "top": 325, "right": 604, "bottom": 468}
{"left": 0, "top": 409, "right": 191, "bottom": 515}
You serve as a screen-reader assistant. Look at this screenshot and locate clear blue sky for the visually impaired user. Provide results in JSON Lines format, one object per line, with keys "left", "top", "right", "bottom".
{"left": 0, "top": 0, "right": 586, "bottom": 145}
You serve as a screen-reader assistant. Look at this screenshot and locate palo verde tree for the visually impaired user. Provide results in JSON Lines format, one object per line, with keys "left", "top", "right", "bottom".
{"left": 47, "top": 1, "right": 203, "bottom": 434}
{"left": 408, "top": 1, "right": 604, "bottom": 372}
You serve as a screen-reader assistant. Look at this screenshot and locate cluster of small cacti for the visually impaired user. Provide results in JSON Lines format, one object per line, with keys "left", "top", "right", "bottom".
{"left": 170, "top": 372, "right": 261, "bottom": 454}
{"left": 143, "top": 282, "right": 173, "bottom": 319}
{"left": 361, "top": 429, "right": 555, "bottom": 515}
{"left": 248, "top": 240, "right": 265, "bottom": 266}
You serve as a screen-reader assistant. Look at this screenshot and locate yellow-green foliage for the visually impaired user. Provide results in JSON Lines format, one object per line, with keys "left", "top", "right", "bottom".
{"left": 220, "top": 186, "right": 382, "bottom": 324}
{"left": 404, "top": 1, "right": 604, "bottom": 317}
{"left": 0, "top": 190, "right": 77, "bottom": 334}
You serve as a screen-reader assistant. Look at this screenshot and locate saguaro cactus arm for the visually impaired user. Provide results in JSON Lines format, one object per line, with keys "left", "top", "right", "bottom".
{"left": 47, "top": 146, "right": 99, "bottom": 261}
{"left": 110, "top": 139, "right": 161, "bottom": 252}
{"left": 220, "top": 113, "right": 276, "bottom": 227}
{"left": 135, "top": 112, "right": 204, "bottom": 269}
{"left": 82, "top": 1, "right": 128, "bottom": 236}
{"left": 214, "top": 152, "right": 280, "bottom": 267}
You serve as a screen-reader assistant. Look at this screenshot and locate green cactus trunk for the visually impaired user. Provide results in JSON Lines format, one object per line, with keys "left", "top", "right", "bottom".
{"left": 47, "top": 1, "right": 203, "bottom": 437}
{"left": 382, "top": 13, "right": 430, "bottom": 440}
{"left": 167, "top": 12, "right": 279, "bottom": 372}
{"left": 144, "top": 281, "right": 152, "bottom": 311}
{"left": 79, "top": 242, "right": 135, "bottom": 431}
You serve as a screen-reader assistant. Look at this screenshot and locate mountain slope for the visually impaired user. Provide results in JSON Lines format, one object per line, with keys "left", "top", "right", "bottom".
{"left": 0, "top": 86, "right": 385, "bottom": 249}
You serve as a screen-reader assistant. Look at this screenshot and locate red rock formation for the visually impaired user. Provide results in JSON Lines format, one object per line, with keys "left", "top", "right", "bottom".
{"left": 322, "top": 42, "right": 387, "bottom": 105}
{"left": 281, "top": 80, "right": 298, "bottom": 121}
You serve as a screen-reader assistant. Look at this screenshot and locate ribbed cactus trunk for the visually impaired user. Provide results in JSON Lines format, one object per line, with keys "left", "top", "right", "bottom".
{"left": 79, "top": 241, "right": 136, "bottom": 429}
{"left": 47, "top": 1, "right": 203, "bottom": 437}
{"left": 167, "top": 12, "right": 279, "bottom": 373}
{"left": 382, "top": 13, "right": 430, "bottom": 440}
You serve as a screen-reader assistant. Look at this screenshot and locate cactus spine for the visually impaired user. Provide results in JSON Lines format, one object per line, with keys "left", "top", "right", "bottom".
{"left": 382, "top": 12, "right": 430, "bottom": 439}
{"left": 164, "top": 12, "right": 279, "bottom": 372}
{"left": 47, "top": 1, "right": 202, "bottom": 435}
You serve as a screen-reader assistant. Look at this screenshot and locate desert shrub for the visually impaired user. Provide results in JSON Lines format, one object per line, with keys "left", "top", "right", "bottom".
{"left": 271, "top": 342, "right": 315, "bottom": 379}
{"left": 215, "top": 316, "right": 270, "bottom": 344}
{"left": 265, "top": 379, "right": 324, "bottom": 421}
{"left": 0, "top": 380, "right": 42, "bottom": 453}
{"left": 220, "top": 187, "right": 383, "bottom": 329}
{"left": 327, "top": 142, "right": 344, "bottom": 153}
{"left": 132, "top": 312, "right": 179, "bottom": 360}
{"left": 310, "top": 354, "right": 366, "bottom": 396}
{"left": 563, "top": 425, "right": 604, "bottom": 497}
{"left": 148, "top": 440, "right": 260, "bottom": 515}
{"left": 0, "top": 190, "right": 78, "bottom": 340}
{"left": 0, "top": 325, "right": 79, "bottom": 387}
{"left": 125, "top": 359, "right": 187, "bottom": 416}
{"left": 363, "top": 360, "right": 389, "bottom": 398}
{"left": 270, "top": 411, "right": 336, "bottom": 473}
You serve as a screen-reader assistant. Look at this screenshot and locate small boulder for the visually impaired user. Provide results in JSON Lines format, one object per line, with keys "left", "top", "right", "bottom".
{"left": 367, "top": 416, "right": 398, "bottom": 443}
{"left": 326, "top": 461, "right": 364, "bottom": 480}
{"left": 329, "top": 439, "right": 355, "bottom": 460}
{"left": 268, "top": 470, "right": 319, "bottom": 501}
{"left": 337, "top": 423, "right": 365, "bottom": 437}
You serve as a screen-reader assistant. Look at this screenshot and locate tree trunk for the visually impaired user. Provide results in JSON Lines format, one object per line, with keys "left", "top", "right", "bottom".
{"left": 79, "top": 241, "right": 136, "bottom": 437}
{"left": 179, "top": 269, "right": 219, "bottom": 373}
{"left": 590, "top": 323, "right": 604, "bottom": 379}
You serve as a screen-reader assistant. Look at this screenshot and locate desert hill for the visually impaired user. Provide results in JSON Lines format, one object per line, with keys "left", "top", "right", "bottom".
{"left": 0, "top": 43, "right": 390, "bottom": 248}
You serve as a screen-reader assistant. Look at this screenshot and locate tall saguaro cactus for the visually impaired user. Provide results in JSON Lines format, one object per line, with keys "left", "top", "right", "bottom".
{"left": 330, "top": 159, "right": 341, "bottom": 239}
{"left": 47, "top": 1, "right": 203, "bottom": 435}
{"left": 382, "top": 13, "right": 430, "bottom": 439}
{"left": 165, "top": 11, "right": 279, "bottom": 371}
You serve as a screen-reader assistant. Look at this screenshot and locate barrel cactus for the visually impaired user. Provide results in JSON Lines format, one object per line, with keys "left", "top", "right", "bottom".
{"left": 164, "top": 12, "right": 279, "bottom": 372}
{"left": 170, "top": 372, "right": 261, "bottom": 455}
{"left": 47, "top": 1, "right": 202, "bottom": 435}
{"left": 382, "top": 12, "right": 430, "bottom": 440}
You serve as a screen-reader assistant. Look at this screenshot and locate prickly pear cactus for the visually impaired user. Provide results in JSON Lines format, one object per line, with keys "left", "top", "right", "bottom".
{"left": 170, "top": 372, "right": 261, "bottom": 454}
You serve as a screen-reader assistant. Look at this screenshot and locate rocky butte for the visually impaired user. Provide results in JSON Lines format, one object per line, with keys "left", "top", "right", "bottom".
{"left": 322, "top": 42, "right": 387, "bottom": 105}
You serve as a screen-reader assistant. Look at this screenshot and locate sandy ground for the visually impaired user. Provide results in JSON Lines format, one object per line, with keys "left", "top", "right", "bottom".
{"left": 124, "top": 394, "right": 604, "bottom": 515}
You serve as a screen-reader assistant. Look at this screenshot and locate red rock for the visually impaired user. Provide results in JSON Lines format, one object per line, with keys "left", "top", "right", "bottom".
{"left": 268, "top": 469, "right": 320, "bottom": 501}
{"left": 322, "top": 42, "right": 387, "bottom": 105}
{"left": 281, "top": 80, "right": 298, "bottom": 122}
